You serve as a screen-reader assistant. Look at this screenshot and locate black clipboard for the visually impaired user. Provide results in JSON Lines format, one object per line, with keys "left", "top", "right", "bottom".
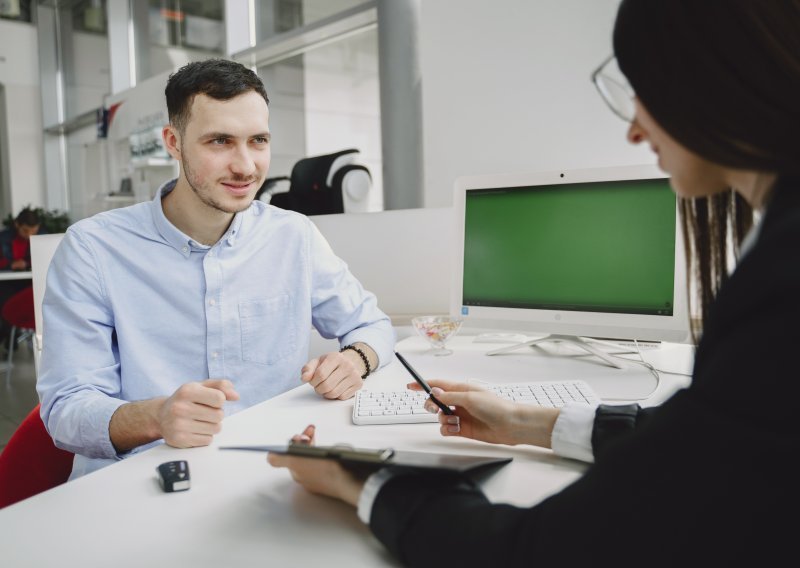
{"left": 219, "top": 443, "right": 513, "bottom": 474}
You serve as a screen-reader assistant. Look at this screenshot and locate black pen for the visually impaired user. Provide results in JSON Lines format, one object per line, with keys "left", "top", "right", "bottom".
{"left": 394, "top": 351, "right": 454, "bottom": 415}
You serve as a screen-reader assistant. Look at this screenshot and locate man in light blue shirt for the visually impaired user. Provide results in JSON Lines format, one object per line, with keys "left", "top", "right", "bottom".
{"left": 37, "top": 59, "right": 394, "bottom": 478}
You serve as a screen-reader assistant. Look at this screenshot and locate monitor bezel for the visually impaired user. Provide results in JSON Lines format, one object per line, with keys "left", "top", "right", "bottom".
{"left": 451, "top": 164, "right": 690, "bottom": 343}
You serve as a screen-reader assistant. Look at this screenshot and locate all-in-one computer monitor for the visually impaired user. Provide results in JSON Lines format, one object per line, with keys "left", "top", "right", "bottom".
{"left": 451, "top": 165, "right": 690, "bottom": 367}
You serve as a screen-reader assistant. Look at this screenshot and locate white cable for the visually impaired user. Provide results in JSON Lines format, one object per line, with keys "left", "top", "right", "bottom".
{"left": 584, "top": 337, "right": 693, "bottom": 378}
{"left": 603, "top": 338, "right": 662, "bottom": 402}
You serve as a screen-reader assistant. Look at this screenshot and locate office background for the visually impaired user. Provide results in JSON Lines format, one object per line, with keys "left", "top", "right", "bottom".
{"left": 0, "top": 0, "right": 653, "bottom": 224}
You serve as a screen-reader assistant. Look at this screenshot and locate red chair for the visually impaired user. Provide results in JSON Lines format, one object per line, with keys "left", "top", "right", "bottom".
{"left": 2, "top": 285, "right": 35, "bottom": 386}
{"left": 0, "top": 403, "right": 74, "bottom": 509}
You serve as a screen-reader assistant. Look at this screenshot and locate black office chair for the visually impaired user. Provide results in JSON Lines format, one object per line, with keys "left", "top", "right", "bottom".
{"left": 256, "top": 176, "right": 290, "bottom": 205}
{"left": 257, "top": 149, "right": 372, "bottom": 215}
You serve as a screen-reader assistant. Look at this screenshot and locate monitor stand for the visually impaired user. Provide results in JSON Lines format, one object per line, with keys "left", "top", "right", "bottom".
{"left": 485, "top": 334, "right": 624, "bottom": 369}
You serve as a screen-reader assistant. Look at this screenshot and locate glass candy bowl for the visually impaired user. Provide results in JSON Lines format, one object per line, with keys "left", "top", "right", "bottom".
{"left": 412, "top": 316, "right": 463, "bottom": 356}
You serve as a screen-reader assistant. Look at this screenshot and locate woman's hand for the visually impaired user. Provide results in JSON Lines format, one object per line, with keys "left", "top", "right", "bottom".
{"left": 409, "top": 380, "right": 560, "bottom": 448}
{"left": 267, "top": 425, "right": 366, "bottom": 507}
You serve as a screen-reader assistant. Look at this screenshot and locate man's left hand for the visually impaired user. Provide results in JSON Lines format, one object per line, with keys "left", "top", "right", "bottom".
{"left": 301, "top": 351, "right": 365, "bottom": 400}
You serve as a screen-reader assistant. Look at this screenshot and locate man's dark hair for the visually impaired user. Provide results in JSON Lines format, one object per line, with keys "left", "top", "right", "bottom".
{"left": 165, "top": 58, "right": 270, "bottom": 134}
{"left": 15, "top": 207, "right": 40, "bottom": 227}
{"left": 613, "top": 0, "right": 800, "bottom": 341}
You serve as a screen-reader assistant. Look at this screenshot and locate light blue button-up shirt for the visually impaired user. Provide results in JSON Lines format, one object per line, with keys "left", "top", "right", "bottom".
{"left": 38, "top": 180, "right": 395, "bottom": 478}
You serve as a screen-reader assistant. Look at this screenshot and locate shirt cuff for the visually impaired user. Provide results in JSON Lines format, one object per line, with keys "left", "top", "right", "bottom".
{"left": 45, "top": 393, "right": 129, "bottom": 460}
{"left": 85, "top": 396, "right": 130, "bottom": 460}
{"left": 356, "top": 468, "right": 401, "bottom": 524}
{"left": 341, "top": 322, "right": 396, "bottom": 371}
{"left": 550, "top": 401, "right": 598, "bottom": 463}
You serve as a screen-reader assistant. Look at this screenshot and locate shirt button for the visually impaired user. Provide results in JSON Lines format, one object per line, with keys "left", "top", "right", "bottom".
{"left": 212, "top": 352, "right": 218, "bottom": 359}
{"left": 182, "top": 246, "right": 189, "bottom": 253}
{"left": 209, "top": 299, "right": 216, "bottom": 306}
{"left": 208, "top": 250, "right": 214, "bottom": 257}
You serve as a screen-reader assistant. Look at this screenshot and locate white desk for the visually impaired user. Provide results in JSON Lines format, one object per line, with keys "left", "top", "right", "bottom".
{"left": 0, "top": 270, "right": 32, "bottom": 281}
{"left": 0, "top": 335, "right": 693, "bottom": 567}
{"left": 0, "top": 271, "right": 32, "bottom": 378}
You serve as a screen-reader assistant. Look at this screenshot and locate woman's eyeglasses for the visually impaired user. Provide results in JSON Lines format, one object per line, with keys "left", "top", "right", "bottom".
{"left": 591, "top": 55, "right": 635, "bottom": 122}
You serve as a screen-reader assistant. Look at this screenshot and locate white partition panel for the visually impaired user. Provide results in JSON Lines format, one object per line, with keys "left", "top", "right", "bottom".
{"left": 310, "top": 207, "right": 452, "bottom": 322}
{"left": 30, "top": 233, "right": 64, "bottom": 376}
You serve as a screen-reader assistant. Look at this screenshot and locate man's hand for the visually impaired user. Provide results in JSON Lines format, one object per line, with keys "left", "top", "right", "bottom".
{"left": 109, "top": 379, "right": 240, "bottom": 452}
{"left": 301, "top": 351, "right": 365, "bottom": 400}
{"left": 157, "top": 379, "right": 240, "bottom": 448}
{"left": 10, "top": 259, "right": 26, "bottom": 270}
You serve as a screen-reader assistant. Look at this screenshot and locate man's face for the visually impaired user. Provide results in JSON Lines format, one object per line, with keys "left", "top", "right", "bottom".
{"left": 169, "top": 91, "right": 271, "bottom": 214}
{"left": 16, "top": 223, "right": 40, "bottom": 240}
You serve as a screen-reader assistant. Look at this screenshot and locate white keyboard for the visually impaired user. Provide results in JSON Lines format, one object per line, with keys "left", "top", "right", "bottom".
{"left": 352, "top": 380, "right": 602, "bottom": 425}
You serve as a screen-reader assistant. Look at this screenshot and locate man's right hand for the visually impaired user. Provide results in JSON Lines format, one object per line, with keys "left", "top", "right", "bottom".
{"left": 157, "top": 379, "right": 240, "bottom": 448}
{"left": 109, "top": 379, "right": 239, "bottom": 453}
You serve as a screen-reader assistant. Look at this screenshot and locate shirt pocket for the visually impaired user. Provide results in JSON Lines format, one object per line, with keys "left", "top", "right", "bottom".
{"left": 239, "top": 295, "right": 297, "bottom": 365}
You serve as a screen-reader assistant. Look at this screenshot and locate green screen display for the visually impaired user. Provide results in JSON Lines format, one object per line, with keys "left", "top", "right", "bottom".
{"left": 463, "top": 178, "right": 676, "bottom": 316}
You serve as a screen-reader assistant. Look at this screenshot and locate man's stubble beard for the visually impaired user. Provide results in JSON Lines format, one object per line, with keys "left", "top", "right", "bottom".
{"left": 181, "top": 145, "right": 258, "bottom": 215}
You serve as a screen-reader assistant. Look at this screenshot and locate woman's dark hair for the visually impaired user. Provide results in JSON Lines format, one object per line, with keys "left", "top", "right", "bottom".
{"left": 613, "top": 0, "right": 800, "bottom": 341}
{"left": 165, "top": 58, "right": 270, "bottom": 135}
{"left": 15, "top": 207, "right": 40, "bottom": 227}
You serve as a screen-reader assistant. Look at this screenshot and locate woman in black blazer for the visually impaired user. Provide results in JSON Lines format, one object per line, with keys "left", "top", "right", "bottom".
{"left": 269, "top": 1, "right": 800, "bottom": 565}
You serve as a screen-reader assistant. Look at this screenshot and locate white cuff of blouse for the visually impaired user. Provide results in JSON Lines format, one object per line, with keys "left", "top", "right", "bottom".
{"left": 357, "top": 467, "right": 399, "bottom": 524}
{"left": 550, "top": 401, "right": 598, "bottom": 464}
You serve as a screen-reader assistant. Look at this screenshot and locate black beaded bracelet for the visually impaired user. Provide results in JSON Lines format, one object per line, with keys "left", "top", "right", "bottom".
{"left": 340, "top": 344, "right": 371, "bottom": 379}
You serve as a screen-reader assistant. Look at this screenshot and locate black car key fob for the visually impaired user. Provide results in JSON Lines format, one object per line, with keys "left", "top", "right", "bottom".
{"left": 157, "top": 460, "right": 191, "bottom": 492}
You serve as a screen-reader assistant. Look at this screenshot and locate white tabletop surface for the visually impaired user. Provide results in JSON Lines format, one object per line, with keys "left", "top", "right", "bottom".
{"left": 0, "top": 334, "right": 694, "bottom": 567}
{"left": 0, "top": 270, "right": 32, "bottom": 281}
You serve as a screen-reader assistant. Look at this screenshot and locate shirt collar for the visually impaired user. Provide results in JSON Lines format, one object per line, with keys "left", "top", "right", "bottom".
{"left": 738, "top": 216, "right": 762, "bottom": 259}
{"left": 151, "top": 179, "right": 247, "bottom": 259}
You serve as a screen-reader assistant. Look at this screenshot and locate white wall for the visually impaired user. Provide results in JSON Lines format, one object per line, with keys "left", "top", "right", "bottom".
{"left": 259, "top": 62, "right": 308, "bottom": 189}
{"left": 0, "top": 19, "right": 45, "bottom": 214}
{"left": 68, "top": 31, "right": 111, "bottom": 117}
{"left": 418, "top": 0, "right": 654, "bottom": 207}
{"left": 303, "top": 27, "right": 383, "bottom": 211}
{"left": 149, "top": 43, "right": 221, "bottom": 82}
{"left": 63, "top": 31, "right": 112, "bottom": 221}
